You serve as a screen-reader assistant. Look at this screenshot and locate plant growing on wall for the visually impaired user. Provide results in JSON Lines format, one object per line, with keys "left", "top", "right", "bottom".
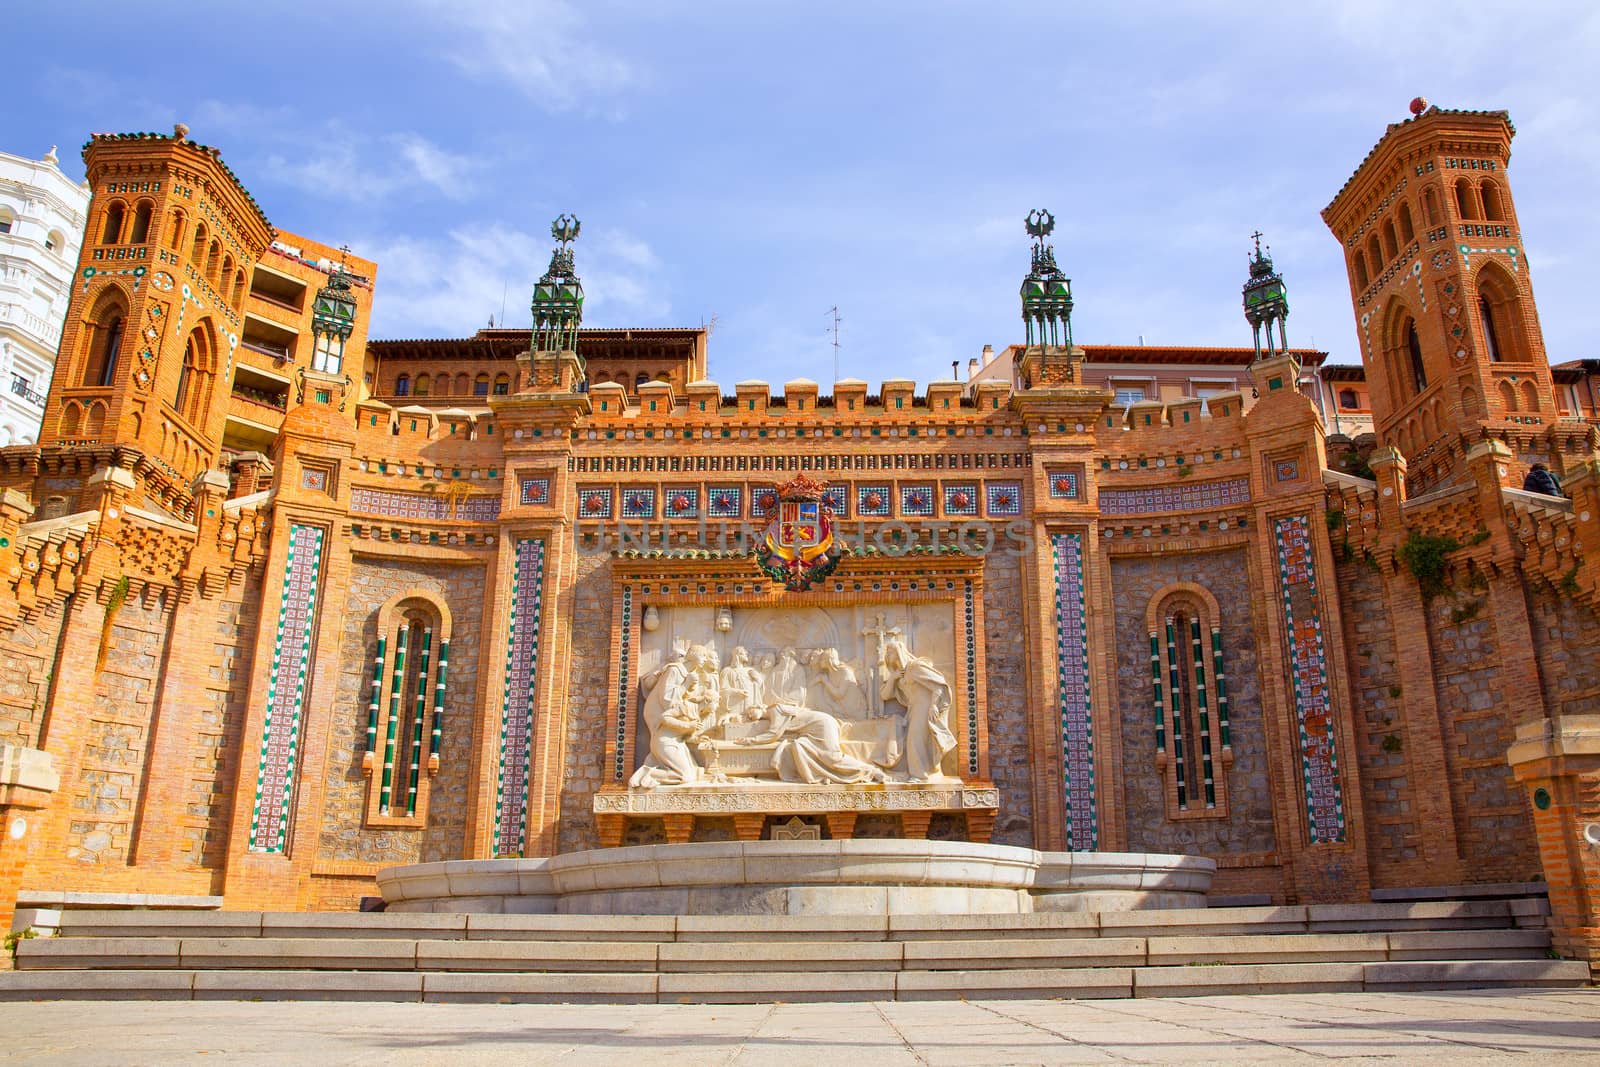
{"left": 94, "top": 574, "right": 130, "bottom": 674}
{"left": 1399, "top": 532, "right": 1461, "bottom": 599}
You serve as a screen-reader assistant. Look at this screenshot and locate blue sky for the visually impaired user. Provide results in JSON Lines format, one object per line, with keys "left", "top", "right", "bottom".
{"left": 11, "top": 3, "right": 1598, "bottom": 386}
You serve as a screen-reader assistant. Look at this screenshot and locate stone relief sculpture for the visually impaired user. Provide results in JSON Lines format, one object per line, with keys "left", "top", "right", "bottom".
{"left": 629, "top": 614, "right": 957, "bottom": 788}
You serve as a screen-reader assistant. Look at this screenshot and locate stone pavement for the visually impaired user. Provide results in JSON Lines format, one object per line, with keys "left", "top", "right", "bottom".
{"left": 0, "top": 988, "right": 1596, "bottom": 1064}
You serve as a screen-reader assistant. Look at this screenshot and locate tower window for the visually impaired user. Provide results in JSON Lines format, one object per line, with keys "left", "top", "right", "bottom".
{"left": 1481, "top": 180, "right": 1506, "bottom": 222}
{"left": 82, "top": 310, "right": 124, "bottom": 388}
{"left": 100, "top": 202, "right": 125, "bottom": 245}
{"left": 1398, "top": 203, "right": 1415, "bottom": 243}
{"left": 1407, "top": 322, "right": 1428, "bottom": 394}
{"left": 1422, "top": 187, "right": 1441, "bottom": 227}
{"left": 129, "top": 202, "right": 153, "bottom": 244}
{"left": 1480, "top": 298, "right": 1503, "bottom": 362}
{"left": 1455, "top": 178, "right": 1478, "bottom": 220}
{"left": 1353, "top": 249, "right": 1369, "bottom": 290}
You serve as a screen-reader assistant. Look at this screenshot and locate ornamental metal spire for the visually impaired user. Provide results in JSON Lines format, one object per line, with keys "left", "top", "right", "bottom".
{"left": 1020, "top": 209, "right": 1073, "bottom": 348}
{"left": 532, "top": 214, "right": 584, "bottom": 354}
{"left": 310, "top": 245, "right": 358, "bottom": 376}
{"left": 1242, "top": 231, "right": 1290, "bottom": 361}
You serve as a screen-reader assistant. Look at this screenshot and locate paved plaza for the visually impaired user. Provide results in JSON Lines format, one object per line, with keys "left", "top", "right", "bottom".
{"left": 0, "top": 988, "right": 1595, "bottom": 1064}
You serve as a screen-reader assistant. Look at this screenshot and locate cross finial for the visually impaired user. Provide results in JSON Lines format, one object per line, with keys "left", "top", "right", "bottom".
{"left": 337, "top": 244, "right": 351, "bottom": 269}
{"left": 1250, "top": 230, "right": 1264, "bottom": 254}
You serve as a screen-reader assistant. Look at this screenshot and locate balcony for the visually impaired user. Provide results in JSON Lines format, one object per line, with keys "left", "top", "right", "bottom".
{"left": 9, "top": 374, "right": 44, "bottom": 407}
{"left": 231, "top": 382, "right": 287, "bottom": 412}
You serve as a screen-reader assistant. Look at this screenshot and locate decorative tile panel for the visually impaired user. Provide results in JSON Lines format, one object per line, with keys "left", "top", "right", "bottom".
{"left": 856, "top": 484, "right": 891, "bottom": 517}
{"left": 1051, "top": 532, "right": 1097, "bottom": 850}
{"left": 495, "top": 538, "right": 546, "bottom": 856}
{"left": 822, "top": 484, "right": 848, "bottom": 518}
{"left": 578, "top": 487, "right": 613, "bottom": 519}
{"left": 614, "top": 586, "right": 634, "bottom": 781}
{"left": 1274, "top": 459, "right": 1300, "bottom": 483}
{"left": 350, "top": 487, "right": 501, "bottom": 522}
{"left": 1047, "top": 470, "right": 1080, "bottom": 499}
{"left": 706, "top": 486, "right": 742, "bottom": 518}
{"left": 900, "top": 485, "right": 934, "bottom": 516}
{"left": 750, "top": 485, "right": 778, "bottom": 517}
{"left": 248, "top": 523, "right": 325, "bottom": 853}
{"left": 520, "top": 477, "right": 550, "bottom": 505}
{"left": 1099, "top": 477, "right": 1250, "bottom": 515}
{"left": 1273, "top": 515, "right": 1347, "bottom": 844}
{"left": 664, "top": 486, "right": 699, "bottom": 518}
{"left": 622, "top": 487, "right": 656, "bottom": 518}
{"left": 943, "top": 484, "right": 978, "bottom": 517}
{"left": 964, "top": 580, "right": 978, "bottom": 775}
{"left": 986, "top": 482, "right": 1022, "bottom": 516}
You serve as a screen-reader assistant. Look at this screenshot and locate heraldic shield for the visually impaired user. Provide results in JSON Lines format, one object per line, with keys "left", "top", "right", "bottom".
{"left": 755, "top": 473, "right": 844, "bottom": 591}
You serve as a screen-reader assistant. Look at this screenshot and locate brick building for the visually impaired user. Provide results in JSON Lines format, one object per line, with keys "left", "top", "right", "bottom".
{"left": 0, "top": 107, "right": 1597, "bottom": 964}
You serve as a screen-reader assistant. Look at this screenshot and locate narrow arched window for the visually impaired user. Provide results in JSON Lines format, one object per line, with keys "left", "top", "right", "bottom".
{"left": 100, "top": 202, "right": 125, "bottom": 244}
{"left": 1481, "top": 180, "right": 1505, "bottom": 222}
{"left": 413, "top": 374, "right": 431, "bottom": 397}
{"left": 206, "top": 240, "right": 221, "bottom": 283}
{"left": 1407, "top": 322, "right": 1428, "bottom": 394}
{"left": 166, "top": 209, "right": 185, "bottom": 250}
{"left": 1366, "top": 234, "right": 1383, "bottom": 273}
{"left": 174, "top": 327, "right": 214, "bottom": 426}
{"left": 394, "top": 374, "right": 411, "bottom": 397}
{"left": 473, "top": 373, "right": 490, "bottom": 397}
{"left": 1398, "top": 203, "right": 1415, "bottom": 243}
{"left": 364, "top": 595, "right": 453, "bottom": 824}
{"left": 1381, "top": 218, "right": 1398, "bottom": 261}
{"left": 1456, "top": 178, "right": 1477, "bottom": 220}
{"left": 129, "top": 202, "right": 153, "bottom": 244}
{"left": 1148, "top": 587, "right": 1232, "bottom": 818}
{"left": 1423, "top": 187, "right": 1441, "bottom": 227}
{"left": 1481, "top": 298, "right": 1502, "bottom": 362}
{"left": 81, "top": 295, "right": 127, "bottom": 387}
{"left": 493, "top": 373, "right": 510, "bottom": 395}
{"left": 190, "top": 223, "right": 208, "bottom": 265}
{"left": 1353, "top": 249, "right": 1369, "bottom": 290}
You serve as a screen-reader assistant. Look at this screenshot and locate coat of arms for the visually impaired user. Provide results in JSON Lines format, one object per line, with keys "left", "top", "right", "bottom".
{"left": 754, "top": 473, "right": 844, "bottom": 591}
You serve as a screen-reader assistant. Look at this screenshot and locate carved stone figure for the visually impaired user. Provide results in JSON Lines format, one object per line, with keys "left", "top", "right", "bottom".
{"left": 766, "top": 647, "right": 808, "bottom": 707}
{"left": 738, "top": 702, "right": 888, "bottom": 785}
{"left": 879, "top": 635, "right": 957, "bottom": 781}
{"left": 809, "top": 648, "right": 868, "bottom": 719}
{"left": 628, "top": 645, "right": 712, "bottom": 787}
{"left": 719, "top": 645, "right": 764, "bottom": 725}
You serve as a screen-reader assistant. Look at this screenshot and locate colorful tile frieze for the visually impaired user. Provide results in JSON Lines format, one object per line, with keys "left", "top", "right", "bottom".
{"left": 495, "top": 538, "right": 546, "bottom": 856}
{"left": 247, "top": 523, "right": 325, "bottom": 853}
{"left": 1273, "top": 515, "right": 1347, "bottom": 844}
{"left": 1051, "top": 532, "right": 1097, "bottom": 850}
{"left": 350, "top": 487, "right": 501, "bottom": 522}
{"left": 1099, "top": 477, "right": 1250, "bottom": 516}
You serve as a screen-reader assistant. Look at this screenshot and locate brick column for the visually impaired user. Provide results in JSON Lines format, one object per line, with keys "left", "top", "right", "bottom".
{"left": 1508, "top": 716, "right": 1600, "bottom": 967}
{"left": 0, "top": 745, "right": 59, "bottom": 933}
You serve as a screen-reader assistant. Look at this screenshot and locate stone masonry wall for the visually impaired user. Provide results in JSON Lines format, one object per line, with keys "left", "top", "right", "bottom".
{"left": 0, "top": 601, "right": 66, "bottom": 749}
{"left": 1331, "top": 556, "right": 1422, "bottom": 887}
{"left": 317, "top": 557, "right": 486, "bottom": 866}
{"left": 1527, "top": 584, "right": 1600, "bottom": 717}
{"left": 982, "top": 547, "right": 1032, "bottom": 846}
{"left": 67, "top": 592, "right": 171, "bottom": 865}
{"left": 1427, "top": 587, "right": 1539, "bottom": 883}
{"left": 1111, "top": 548, "right": 1277, "bottom": 857}
{"left": 197, "top": 580, "right": 264, "bottom": 872}
{"left": 557, "top": 551, "right": 610, "bottom": 854}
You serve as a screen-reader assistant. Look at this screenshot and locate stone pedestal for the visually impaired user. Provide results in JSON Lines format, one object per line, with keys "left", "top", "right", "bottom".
{"left": 0, "top": 745, "right": 59, "bottom": 934}
{"left": 1508, "top": 715, "right": 1600, "bottom": 966}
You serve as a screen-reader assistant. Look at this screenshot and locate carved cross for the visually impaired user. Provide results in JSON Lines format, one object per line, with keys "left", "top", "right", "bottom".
{"left": 861, "top": 613, "right": 903, "bottom": 718}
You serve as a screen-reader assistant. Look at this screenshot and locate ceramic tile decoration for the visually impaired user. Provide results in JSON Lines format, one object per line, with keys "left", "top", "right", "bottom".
{"left": 248, "top": 523, "right": 324, "bottom": 853}
{"left": 300, "top": 468, "right": 327, "bottom": 492}
{"left": 856, "top": 484, "right": 891, "bottom": 517}
{"left": 900, "top": 484, "right": 935, "bottom": 516}
{"left": 350, "top": 487, "right": 501, "bottom": 522}
{"left": 1275, "top": 458, "right": 1301, "bottom": 483}
{"left": 986, "top": 481, "right": 1022, "bottom": 516}
{"left": 614, "top": 585, "right": 633, "bottom": 781}
{"left": 520, "top": 477, "right": 550, "bottom": 505}
{"left": 822, "top": 483, "right": 848, "bottom": 518}
{"left": 1052, "top": 532, "right": 1097, "bottom": 851}
{"left": 578, "top": 487, "right": 613, "bottom": 519}
{"left": 964, "top": 580, "right": 979, "bottom": 775}
{"left": 750, "top": 485, "right": 779, "bottom": 517}
{"left": 706, "top": 486, "right": 742, "bottom": 518}
{"left": 1099, "top": 476, "right": 1251, "bottom": 515}
{"left": 664, "top": 486, "right": 699, "bottom": 517}
{"left": 622, "top": 487, "right": 656, "bottom": 518}
{"left": 1274, "top": 514, "right": 1346, "bottom": 844}
{"left": 1047, "top": 470, "right": 1080, "bottom": 499}
{"left": 943, "top": 484, "right": 978, "bottom": 516}
{"left": 495, "top": 538, "right": 546, "bottom": 856}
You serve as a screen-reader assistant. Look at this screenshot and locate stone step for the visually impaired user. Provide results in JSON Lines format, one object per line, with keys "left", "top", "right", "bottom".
{"left": 4, "top": 958, "right": 1584, "bottom": 1003}
{"left": 39, "top": 899, "right": 1540, "bottom": 943}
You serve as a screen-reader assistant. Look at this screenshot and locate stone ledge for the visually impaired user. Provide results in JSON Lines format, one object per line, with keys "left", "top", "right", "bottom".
{"left": 592, "top": 784, "right": 1000, "bottom": 815}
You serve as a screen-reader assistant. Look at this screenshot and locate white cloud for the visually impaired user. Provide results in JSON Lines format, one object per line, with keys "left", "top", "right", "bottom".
{"left": 408, "top": 0, "right": 637, "bottom": 110}
{"left": 260, "top": 129, "right": 478, "bottom": 202}
{"left": 359, "top": 222, "right": 669, "bottom": 339}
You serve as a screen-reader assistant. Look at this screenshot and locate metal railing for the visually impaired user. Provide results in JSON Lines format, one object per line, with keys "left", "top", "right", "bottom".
{"left": 10, "top": 374, "right": 45, "bottom": 406}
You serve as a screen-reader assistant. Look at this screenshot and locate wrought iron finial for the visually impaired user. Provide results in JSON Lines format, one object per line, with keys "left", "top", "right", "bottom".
{"left": 551, "top": 214, "right": 581, "bottom": 245}
{"left": 1025, "top": 209, "right": 1055, "bottom": 242}
{"left": 1242, "top": 230, "right": 1290, "bottom": 360}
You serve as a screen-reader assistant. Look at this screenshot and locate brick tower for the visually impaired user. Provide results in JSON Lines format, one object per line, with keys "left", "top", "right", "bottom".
{"left": 42, "top": 125, "right": 273, "bottom": 510}
{"left": 1322, "top": 103, "right": 1562, "bottom": 494}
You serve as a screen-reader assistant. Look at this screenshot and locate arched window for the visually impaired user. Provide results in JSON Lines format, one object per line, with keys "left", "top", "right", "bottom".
{"left": 472, "top": 373, "right": 490, "bottom": 397}
{"left": 413, "top": 374, "right": 430, "bottom": 397}
{"left": 1406, "top": 321, "right": 1428, "bottom": 395}
{"left": 364, "top": 593, "right": 454, "bottom": 824}
{"left": 493, "top": 373, "right": 510, "bottom": 395}
{"left": 84, "top": 401, "right": 106, "bottom": 437}
{"left": 166, "top": 209, "right": 185, "bottom": 250}
{"left": 432, "top": 375, "right": 448, "bottom": 396}
{"left": 1353, "top": 249, "right": 1369, "bottom": 290}
{"left": 174, "top": 325, "right": 215, "bottom": 426}
{"left": 394, "top": 374, "right": 411, "bottom": 397}
{"left": 79, "top": 292, "right": 127, "bottom": 387}
{"left": 634, "top": 371, "right": 649, "bottom": 388}
{"left": 190, "top": 222, "right": 208, "bottom": 265}
{"left": 1381, "top": 218, "right": 1398, "bottom": 261}
{"left": 454, "top": 373, "right": 469, "bottom": 395}
{"left": 206, "top": 240, "right": 221, "bottom": 284}
{"left": 1398, "top": 203, "right": 1415, "bottom": 243}
{"left": 1455, "top": 178, "right": 1477, "bottom": 220}
{"left": 234, "top": 269, "right": 247, "bottom": 311}
{"left": 1422, "top": 186, "right": 1441, "bottom": 227}
{"left": 1339, "top": 389, "right": 1358, "bottom": 410}
{"left": 1366, "top": 234, "right": 1383, "bottom": 274}
{"left": 59, "top": 402, "right": 81, "bottom": 437}
{"left": 100, "top": 201, "right": 125, "bottom": 244}
{"left": 1476, "top": 263, "right": 1529, "bottom": 364}
{"left": 129, "top": 202, "right": 153, "bottom": 244}
{"left": 221, "top": 255, "right": 235, "bottom": 300}
{"left": 1147, "top": 585, "right": 1232, "bottom": 818}
{"left": 1481, "top": 180, "right": 1505, "bottom": 222}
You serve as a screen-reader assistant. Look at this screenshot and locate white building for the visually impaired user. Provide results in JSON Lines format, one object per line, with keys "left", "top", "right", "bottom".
{"left": 0, "top": 146, "right": 90, "bottom": 445}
